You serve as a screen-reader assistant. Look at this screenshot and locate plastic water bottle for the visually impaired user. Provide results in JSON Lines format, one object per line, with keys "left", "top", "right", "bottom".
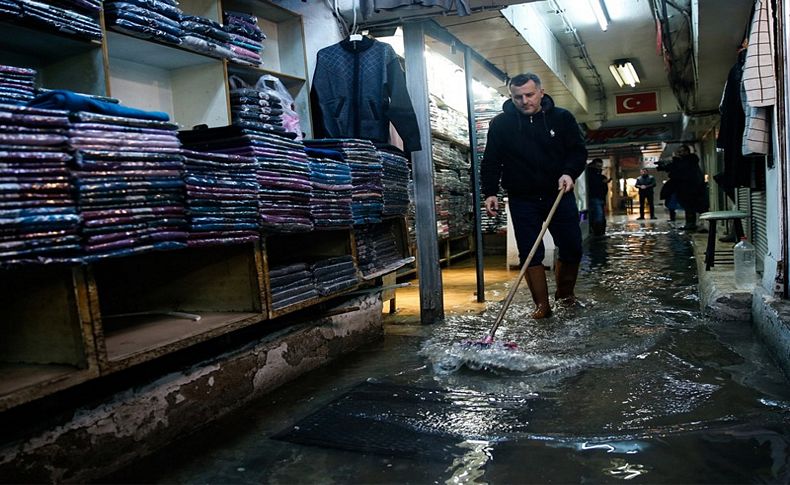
{"left": 734, "top": 236, "right": 756, "bottom": 290}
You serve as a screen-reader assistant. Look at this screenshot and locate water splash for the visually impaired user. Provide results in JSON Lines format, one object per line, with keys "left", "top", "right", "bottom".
{"left": 445, "top": 440, "right": 493, "bottom": 484}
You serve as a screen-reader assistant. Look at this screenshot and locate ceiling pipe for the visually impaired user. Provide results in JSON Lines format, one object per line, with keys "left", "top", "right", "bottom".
{"left": 549, "top": 0, "right": 608, "bottom": 123}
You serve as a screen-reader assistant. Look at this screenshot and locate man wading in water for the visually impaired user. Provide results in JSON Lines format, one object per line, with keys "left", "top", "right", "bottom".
{"left": 481, "top": 73, "right": 588, "bottom": 319}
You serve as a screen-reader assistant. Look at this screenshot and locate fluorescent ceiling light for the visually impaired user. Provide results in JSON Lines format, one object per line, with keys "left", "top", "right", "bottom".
{"left": 610, "top": 59, "right": 640, "bottom": 87}
{"left": 587, "top": 0, "right": 610, "bottom": 31}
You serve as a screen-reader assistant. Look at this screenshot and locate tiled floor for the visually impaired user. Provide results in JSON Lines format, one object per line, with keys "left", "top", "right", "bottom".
{"left": 385, "top": 253, "right": 518, "bottom": 323}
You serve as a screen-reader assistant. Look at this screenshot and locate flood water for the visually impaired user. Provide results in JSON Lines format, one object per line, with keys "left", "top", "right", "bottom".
{"left": 107, "top": 220, "right": 790, "bottom": 483}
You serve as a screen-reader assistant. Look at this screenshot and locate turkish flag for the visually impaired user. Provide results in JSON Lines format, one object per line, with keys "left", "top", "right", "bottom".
{"left": 615, "top": 92, "right": 658, "bottom": 114}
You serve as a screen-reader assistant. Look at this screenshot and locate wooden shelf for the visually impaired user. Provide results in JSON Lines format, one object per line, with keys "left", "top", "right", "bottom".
{"left": 106, "top": 30, "right": 230, "bottom": 129}
{"left": 90, "top": 244, "right": 266, "bottom": 374}
{"left": 0, "top": 21, "right": 106, "bottom": 96}
{"left": 0, "top": 265, "right": 98, "bottom": 411}
{"left": 360, "top": 257, "right": 415, "bottom": 280}
{"left": 0, "top": 21, "right": 102, "bottom": 60}
{"left": 106, "top": 31, "right": 221, "bottom": 70}
{"left": 102, "top": 311, "right": 264, "bottom": 369}
{"left": 0, "top": 363, "right": 97, "bottom": 412}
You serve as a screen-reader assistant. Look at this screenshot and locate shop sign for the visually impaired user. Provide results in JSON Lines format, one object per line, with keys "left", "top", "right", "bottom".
{"left": 585, "top": 124, "right": 673, "bottom": 145}
{"left": 619, "top": 156, "right": 641, "bottom": 169}
{"left": 615, "top": 92, "right": 659, "bottom": 114}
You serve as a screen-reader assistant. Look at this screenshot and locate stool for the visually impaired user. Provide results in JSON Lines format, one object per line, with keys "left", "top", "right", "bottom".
{"left": 699, "top": 211, "right": 748, "bottom": 270}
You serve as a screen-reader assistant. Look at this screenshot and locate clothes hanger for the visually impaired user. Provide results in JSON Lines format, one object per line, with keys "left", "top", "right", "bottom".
{"left": 348, "top": 0, "right": 362, "bottom": 42}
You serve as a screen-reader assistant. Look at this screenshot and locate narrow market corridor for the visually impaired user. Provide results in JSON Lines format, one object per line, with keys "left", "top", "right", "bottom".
{"left": 105, "top": 216, "right": 790, "bottom": 483}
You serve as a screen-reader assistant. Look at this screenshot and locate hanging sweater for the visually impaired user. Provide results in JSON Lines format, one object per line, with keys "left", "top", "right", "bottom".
{"left": 481, "top": 94, "right": 587, "bottom": 199}
{"left": 311, "top": 37, "right": 421, "bottom": 152}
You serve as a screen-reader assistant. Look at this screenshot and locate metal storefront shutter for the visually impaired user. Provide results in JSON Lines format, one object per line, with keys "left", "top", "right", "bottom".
{"left": 736, "top": 187, "right": 752, "bottom": 238}
{"left": 750, "top": 190, "right": 768, "bottom": 268}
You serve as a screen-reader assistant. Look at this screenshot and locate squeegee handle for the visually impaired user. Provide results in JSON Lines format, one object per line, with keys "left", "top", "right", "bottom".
{"left": 487, "top": 188, "right": 565, "bottom": 339}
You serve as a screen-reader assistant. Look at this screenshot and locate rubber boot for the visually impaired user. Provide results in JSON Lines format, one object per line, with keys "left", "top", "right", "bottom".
{"left": 525, "top": 265, "right": 552, "bottom": 319}
{"left": 554, "top": 260, "right": 580, "bottom": 305}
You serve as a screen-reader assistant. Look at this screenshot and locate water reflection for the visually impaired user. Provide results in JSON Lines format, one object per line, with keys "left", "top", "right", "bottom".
{"left": 605, "top": 459, "right": 648, "bottom": 480}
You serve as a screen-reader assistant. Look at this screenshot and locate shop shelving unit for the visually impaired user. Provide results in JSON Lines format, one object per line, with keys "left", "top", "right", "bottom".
{"left": 0, "top": 0, "right": 316, "bottom": 409}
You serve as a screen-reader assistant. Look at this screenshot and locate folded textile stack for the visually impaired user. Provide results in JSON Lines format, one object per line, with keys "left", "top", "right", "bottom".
{"left": 429, "top": 96, "right": 468, "bottom": 143}
{"left": 475, "top": 97, "right": 507, "bottom": 234}
{"left": 179, "top": 124, "right": 313, "bottom": 233}
{"left": 304, "top": 139, "right": 382, "bottom": 225}
{"left": 435, "top": 195, "right": 449, "bottom": 239}
{"left": 1, "top": 0, "right": 102, "bottom": 40}
{"left": 268, "top": 261, "right": 317, "bottom": 310}
{"left": 69, "top": 111, "right": 187, "bottom": 261}
{"left": 432, "top": 138, "right": 468, "bottom": 172}
{"left": 229, "top": 87, "right": 284, "bottom": 134}
{"left": 0, "top": 65, "right": 36, "bottom": 104}
{"left": 354, "top": 224, "right": 404, "bottom": 277}
{"left": 104, "top": 0, "right": 182, "bottom": 44}
{"left": 434, "top": 169, "right": 471, "bottom": 238}
{"left": 0, "top": 104, "right": 80, "bottom": 266}
{"left": 0, "top": 65, "right": 36, "bottom": 106}
{"left": 312, "top": 255, "right": 358, "bottom": 296}
{"left": 378, "top": 146, "right": 410, "bottom": 217}
{"left": 0, "top": 0, "right": 20, "bottom": 17}
{"left": 181, "top": 149, "right": 259, "bottom": 247}
{"left": 474, "top": 97, "right": 502, "bottom": 159}
{"left": 306, "top": 147, "right": 353, "bottom": 229}
{"left": 254, "top": 132, "right": 312, "bottom": 232}
{"left": 406, "top": 180, "right": 415, "bottom": 245}
{"left": 223, "top": 10, "right": 264, "bottom": 66}
{"left": 180, "top": 14, "right": 234, "bottom": 59}
{"left": 447, "top": 194, "right": 471, "bottom": 237}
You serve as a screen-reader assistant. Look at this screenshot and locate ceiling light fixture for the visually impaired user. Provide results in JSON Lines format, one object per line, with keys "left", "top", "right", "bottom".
{"left": 587, "top": 0, "right": 610, "bottom": 31}
{"left": 609, "top": 59, "right": 640, "bottom": 87}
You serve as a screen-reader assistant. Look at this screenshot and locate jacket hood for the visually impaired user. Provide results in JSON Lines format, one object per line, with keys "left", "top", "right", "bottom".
{"left": 502, "top": 93, "right": 556, "bottom": 117}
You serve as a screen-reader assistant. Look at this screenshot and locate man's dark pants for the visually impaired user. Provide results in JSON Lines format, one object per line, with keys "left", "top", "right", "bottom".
{"left": 639, "top": 191, "right": 655, "bottom": 218}
{"left": 509, "top": 193, "right": 583, "bottom": 267}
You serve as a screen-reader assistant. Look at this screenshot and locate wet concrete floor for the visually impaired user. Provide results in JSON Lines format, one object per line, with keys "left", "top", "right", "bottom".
{"left": 105, "top": 217, "right": 790, "bottom": 483}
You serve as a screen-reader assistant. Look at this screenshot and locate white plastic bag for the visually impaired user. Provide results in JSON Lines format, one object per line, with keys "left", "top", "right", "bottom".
{"left": 256, "top": 74, "right": 302, "bottom": 140}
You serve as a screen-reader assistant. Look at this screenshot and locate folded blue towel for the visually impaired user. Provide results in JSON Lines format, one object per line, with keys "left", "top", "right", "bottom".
{"left": 28, "top": 90, "right": 170, "bottom": 121}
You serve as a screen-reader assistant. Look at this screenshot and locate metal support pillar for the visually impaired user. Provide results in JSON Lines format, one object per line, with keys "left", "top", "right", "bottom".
{"left": 463, "top": 46, "right": 486, "bottom": 303}
{"left": 403, "top": 21, "right": 444, "bottom": 324}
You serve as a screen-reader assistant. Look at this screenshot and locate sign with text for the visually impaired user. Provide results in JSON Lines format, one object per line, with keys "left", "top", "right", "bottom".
{"left": 585, "top": 124, "right": 674, "bottom": 146}
{"left": 615, "top": 92, "right": 659, "bottom": 114}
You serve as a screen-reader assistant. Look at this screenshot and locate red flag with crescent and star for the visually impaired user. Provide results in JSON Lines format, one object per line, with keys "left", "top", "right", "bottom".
{"left": 615, "top": 92, "right": 658, "bottom": 114}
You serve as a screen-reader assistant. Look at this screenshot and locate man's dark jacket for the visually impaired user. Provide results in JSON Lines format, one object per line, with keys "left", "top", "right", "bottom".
{"left": 311, "top": 37, "right": 421, "bottom": 152}
{"left": 481, "top": 94, "right": 587, "bottom": 199}
{"left": 586, "top": 166, "right": 608, "bottom": 199}
{"left": 635, "top": 174, "right": 656, "bottom": 194}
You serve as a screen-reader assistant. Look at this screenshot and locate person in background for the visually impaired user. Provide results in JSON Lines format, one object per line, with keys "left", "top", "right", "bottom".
{"left": 635, "top": 168, "right": 657, "bottom": 220}
{"left": 585, "top": 158, "right": 610, "bottom": 237}
{"left": 658, "top": 144, "right": 707, "bottom": 230}
{"left": 481, "top": 72, "right": 588, "bottom": 319}
{"left": 660, "top": 173, "right": 679, "bottom": 221}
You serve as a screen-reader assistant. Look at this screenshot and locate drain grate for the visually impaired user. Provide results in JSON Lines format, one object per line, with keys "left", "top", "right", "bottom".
{"left": 272, "top": 381, "right": 508, "bottom": 458}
